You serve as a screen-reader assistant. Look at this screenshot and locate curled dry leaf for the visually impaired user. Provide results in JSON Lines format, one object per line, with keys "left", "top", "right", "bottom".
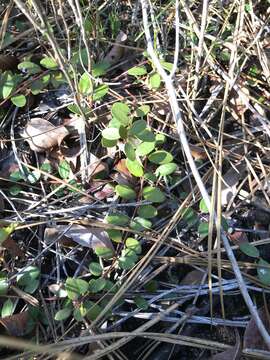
{"left": 180, "top": 269, "right": 205, "bottom": 286}
{"left": 44, "top": 225, "right": 114, "bottom": 252}
{"left": 104, "top": 31, "right": 127, "bottom": 64}
{"left": 221, "top": 161, "right": 246, "bottom": 206}
{"left": 21, "top": 118, "right": 69, "bottom": 152}
{"left": 94, "top": 184, "right": 114, "bottom": 200}
{"left": 0, "top": 311, "right": 29, "bottom": 336}
{"left": 211, "top": 330, "right": 241, "bottom": 360}
{"left": 243, "top": 307, "right": 270, "bottom": 351}
{"left": 0, "top": 55, "right": 19, "bottom": 71}
{"left": 2, "top": 236, "right": 25, "bottom": 258}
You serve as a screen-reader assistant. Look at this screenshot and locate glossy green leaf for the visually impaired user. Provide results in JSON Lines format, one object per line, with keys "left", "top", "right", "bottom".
{"left": 143, "top": 186, "right": 165, "bottom": 203}
{"left": 149, "top": 150, "right": 173, "bottom": 164}
{"left": 115, "top": 184, "right": 136, "bottom": 200}
{"left": 111, "top": 102, "right": 130, "bottom": 126}
{"left": 138, "top": 205, "right": 157, "bottom": 219}
{"left": 92, "top": 61, "right": 110, "bottom": 77}
{"left": 182, "top": 207, "right": 198, "bottom": 226}
{"left": 85, "top": 301, "right": 102, "bottom": 321}
{"left": 126, "top": 238, "right": 142, "bottom": 254}
{"left": 124, "top": 143, "right": 136, "bottom": 161}
{"left": 88, "top": 278, "right": 106, "bottom": 293}
{"left": 17, "top": 266, "right": 40, "bottom": 288}
{"left": 199, "top": 199, "right": 209, "bottom": 213}
{"left": 122, "top": 248, "right": 138, "bottom": 262}
{"left": 134, "top": 295, "right": 148, "bottom": 310}
{"left": 54, "top": 307, "right": 72, "bottom": 321}
{"left": 1, "top": 299, "right": 14, "bottom": 318}
{"left": 136, "top": 141, "right": 155, "bottom": 156}
{"left": 18, "top": 61, "right": 41, "bottom": 74}
{"left": 95, "top": 246, "right": 114, "bottom": 259}
{"left": 136, "top": 105, "right": 150, "bottom": 117}
{"left": 107, "top": 213, "right": 130, "bottom": 226}
{"left": 156, "top": 162, "right": 177, "bottom": 176}
{"left": 118, "top": 256, "right": 135, "bottom": 270}
{"left": 40, "top": 57, "right": 58, "bottom": 70}
{"left": 24, "top": 278, "right": 39, "bottom": 294}
{"left": 65, "top": 278, "right": 89, "bottom": 300}
{"left": 198, "top": 222, "right": 209, "bottom": 238}
{"left": 128, "top": 66, "right": 147, "bottom": 76}
{"left": 136, "top": 129, "right": 155, "bottom": 142}
{"left": 129, "top": 120, "right": 147, "bottom": 136}
{"left": 58, "top": 160, "right": 71, "bottom": 179}
{"left": 130, "top": 217, "right": 152, "bottom": 231}
{"left": 0, "top": 278, "right": 8, "bottom": 295}
{"left": 102, "top": 127, "right": 120, "bottom": 141}
{"left": 101, "top": 137, "right": 117, "bottom": 148}
{"left": 89, "top": 262, "right": 103, "bottom": 276}
{"left": 155, "top": 133, "right": 166, "bottom": 145}
{"left": 2, "top": 72, "right": 15, "bottom": 98}
{"left": 149, "top": 73, "right": 161, "bottom": 89}
{"left": 257, "top": 259, "right": 270, "bottom": 285}
{"left": 106, "top": 229, "right": 122, "bottom": 243}
{"left": 239, "top": 243, "right": 260, "bottom": 258}
{"left": 93, "top": 84, "right": 109, "bottom": 101}
{"left": 79, "top": 72, "right": 93, "bottom": 95}
{"left": 144, "top": 172, "right": 157, "bottom": 182}
{"left": 9, "top": 185, "right": 22, "bottom": 195}
{"left": 126, "top": 159, "right": 144, "bottom": 177}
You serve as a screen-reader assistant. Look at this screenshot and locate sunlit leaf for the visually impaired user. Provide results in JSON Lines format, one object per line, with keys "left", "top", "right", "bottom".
{"left": 115, "top": 184, "right": 136, "bottom": 200}
{"left": 149, "top": 73, "right": 161, "bottom": 89}
{"left": 136, "top": 105, "right": 150, "bottom": 117}
{"left": 130, "top": 217, "right": 152, "bottom": 231}
{"left": 126, "top": 238, "right": 142, "bottom": 254}
{"left": 40, "top": 57, "right": 58, "bottom": 70}
{"left": 102, "top": 127, "right": 120, "bottom": 141}
{"left": 124, "top": 143, "right": 136, "bottom": 161}
{"left": 136, "top": 141, "right": 155, "bottom": 156}
{"left": 58, "top": 159, "right": 71, "bottom": 179}
{"left": 78, "top": 72, "right": 93, "bottom": 95}
{"left": 156, "top": 162, "right": 177, "bottom": 176}
{"left": 138, "top": 205, "right": 157, "bottom": 219}
{"left": 128, "top": 66, "right": 147, "bottom": 76}
{"left": 65, "top": 277, "right": 89, "bottom": 300}
{"left": 111, "top": 102, "right": 130, "bottom": 126}
{"left": 93, "top": 84, "right": 109, "bottom": 101}
{"left": 142, "top": 186, "right": 165, "bottom": 203}
{"left": 106, "top": 213, "right": 130, "bottom": 226}
{"left": 126, "top": 159, "right": 144, "bottom": 177}
{"left": 89, "top": 262, "right": 103, "bottom": 277}
{"left": 149, "top": 150, "right": 173, "bottom": 164}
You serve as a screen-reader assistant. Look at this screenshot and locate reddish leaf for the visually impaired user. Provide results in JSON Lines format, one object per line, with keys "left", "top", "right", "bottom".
{"left": 0, "top": 311, "right": 29, "bottom": 336}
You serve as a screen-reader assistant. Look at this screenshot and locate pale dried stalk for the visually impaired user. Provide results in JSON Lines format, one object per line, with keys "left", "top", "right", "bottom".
{"left": 140, "top": 0, "right": 270, "bottom": 350}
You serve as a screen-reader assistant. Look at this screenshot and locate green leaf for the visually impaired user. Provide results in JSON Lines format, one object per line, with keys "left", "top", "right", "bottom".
{"left": 118, "top": 256, "right": 135, "bottom": 270}
{"left": 92, "top": 61, "right": 110, "bottom": 77}
{"left": 134, "top": 295, "right": 148, "bottom": 310}
{"left": 58, "top": 160, "right": 71, "bottom": 179}
{"left": 143, "top": 186, "right": 165, "bottom": 203}
{"left": 0, "top": 278, "right": 8, "bottom": 295}
{"left": 129, "top": 120, "right": 147, "bottom": 136}
{"left": 136, "top": 129, "right": 155, "bottom": 142}
{"left": 128, "top": 66, "right": 147, "bottom": 76}
{"left": 111, "top": 102, "right": 130, "bottom": 126}
{"left": 126, "top": 159, "right": 144, "bottom": 177}
{"left": 102, "top": 127, "right": 120, "bottom": 141}
{"left": 79, "top": 72, "right": 93, "bottom": 95}
{"left": 122, "top": 248, "right": 138, "bottom": 262}
{"left": 9, "top": 185, "right": 22, "bottom": 195}
{"left": 149, "top": 150, "right": 173, "bottom": 164}
{"left": 11, "top": 94, "right": 26, "bottom": 107}
{"left": 130, "top": 217, "right": 152, "bottom": 231}
{"left": 18, "top": 61, "right": 41, "bottom": 74}
{"left": 17, "top": 266, "right": 40, "bottom": 287}
{"left": 136, "top": 105, "right": 150, "bottom": 117}
{"left": 156, "top": 163, "right": 177, "bottom": 176}
{"left": 199, "top": 199, "right": 209, "bottom": 213}
{"left": 138, "top": 205, "right": 157, "bottom": 219}
{"left": 198, "top": 222, "right": 209, "bottom": 238}
{"left": 54, "top": 307, "right": 72, "bottom": 321}
{"left": 1, "top": 299, "right": 14, "bottom": 318}
{"left": 30, "top": 79, "right": 45, "bottom": 95}
{"left": 257, "top": 259, "right": 270, "bottom": 285}
{"left": 106, "top": 229, "right": 122, "bottom": 243}
{"left": 240, "top": 243, "right": 260, "bottom": 258}
{"left": 182, "top": 208, "right": 198, "bottom": 226}
{"left": 40, "top": 57, "right": 58, "bottom": 70}
{"left": 144, "top": 172, "right": 157, "bottom": 182}
{"left": 124, "top": 143, "right": 136, "bottom": 161}
{"left": 136, "top": 141, "right": 155, "bottom": 157}
{"left": 155, "top": 133, "right": 166, "bottom": 145}
{"left": 144, "top": 280, "right": 158, "bottom": 292}
{"left": 160, "top": 61, "right": 174, "bottom": 72}
{"left": 93, "top": 84, "right": 109, "bottom": 101}
{"left": 85, "top": 301, "right": 102, "bottom": 321}
{"left": 67, "top": 104, "right": 81, "bottom": 114}
{"left": 65, "top": 278, "right": 89, "bottom": 300}
{"left": 2, "top": 72, "right": 15, "bottom": 98}
{"left": 95, "top": 246, "right": 114, "bottom": 259}
{"left": 24, "top": 278, "right": 39, "bottom": 294}
{"left": 107, "top": 213, "right": 130, "bottom": 226}
{"left": 101, "top": 137, "right": 117, "bottom": 148}
{"left": 149, "top": 73, "right": 161, "bottom": 89}
{"left": 126, "top": 238, "right": 142, "bottom": 254}
{"left": 89, "top": 262, "right": 103, "bottom": 276}
{"left": 115, "top": 184, "right": 136, "bottom": 200}
{"left": 88, "top": 278, "right": 107, "bottom": 293}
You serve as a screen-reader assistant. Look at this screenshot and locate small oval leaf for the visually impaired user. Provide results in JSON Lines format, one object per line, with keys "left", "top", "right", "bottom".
{"left": 115, "top": 184, "right": 136, "bottom": 200}
{"left": 148, "top": 150, "right": 173, "bottom": 164}
{"left": 126, "top": 159, "right": 144, "bottom": 177}
{"left": 240, "top": 242, "right": 260, "bottom": 258}
{"left": 142, "top": 186, "right": 165, "bottom": 203}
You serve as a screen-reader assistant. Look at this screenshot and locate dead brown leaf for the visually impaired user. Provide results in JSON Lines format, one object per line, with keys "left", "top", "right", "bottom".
{"left": 104, "top": 31, "right": 127, "bottom": 64}
{"left": 21, "top": 118, "right": 69, "bottom": 152}
{"left": 211, "top": 330, "right": 241, "bottom": 360}
{"left": 180, "top": 270, "right": 205, "bottom": 286}
{"left": 0, "top": 55, "right": 19, "bottom": 72}
{"left": 44, "top": 225, "right": 114, "bottom": 252}
{"left": 243, "top": 307, "right": 270, "bottom": 351}
{"left": 0, "top": 311, "right": 30, "bottom": 336}
{"left": 2, "top": 236, "right": 25, "bottom": 258}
